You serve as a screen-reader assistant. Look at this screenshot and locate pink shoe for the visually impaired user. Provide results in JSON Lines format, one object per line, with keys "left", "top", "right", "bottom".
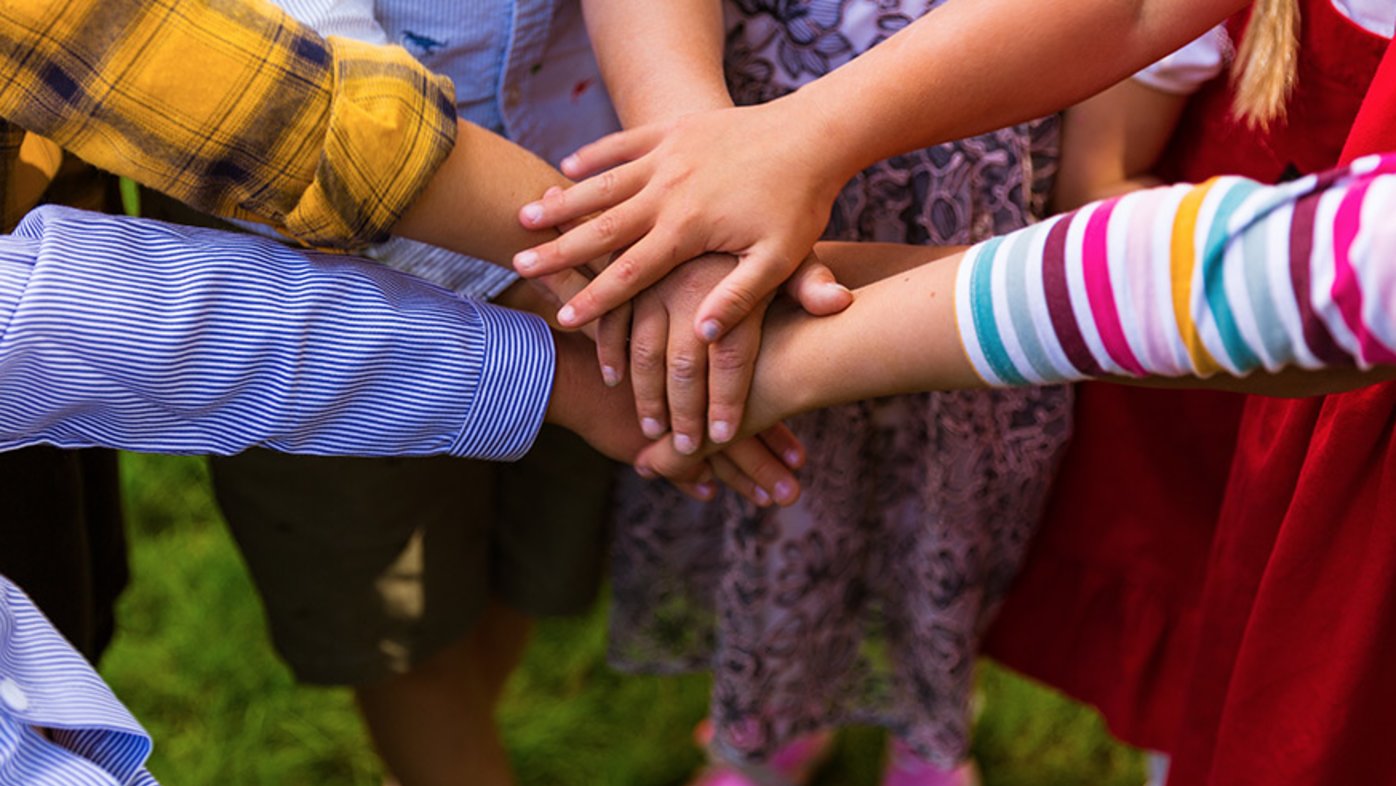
{"left": 881, "top": 738, "right": 981, "bottom": 786}
{"left": 691, "top": 720, "right": 833, "bottom": 786}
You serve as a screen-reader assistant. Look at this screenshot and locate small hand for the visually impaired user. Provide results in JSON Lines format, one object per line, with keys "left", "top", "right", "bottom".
{"left": 515, "top": 102, "right": 851, "bottom": 340}
{"left": 546, "top": 329, "right": 802, "bottom": 506}
{"left": 628, "top": 253, "right": 772, "bottom": 455}
{"left": 629, "top": 299, "right": 810, "bottom": 484}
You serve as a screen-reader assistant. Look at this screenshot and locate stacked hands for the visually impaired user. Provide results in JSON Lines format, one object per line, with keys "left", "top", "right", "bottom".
{"left": 517, "top": 108, "right": 859, "bottom": 508}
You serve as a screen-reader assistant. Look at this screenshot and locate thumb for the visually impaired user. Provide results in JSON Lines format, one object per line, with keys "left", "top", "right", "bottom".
{"left": 785, "top": 253, "right": 853, "bottom": 316}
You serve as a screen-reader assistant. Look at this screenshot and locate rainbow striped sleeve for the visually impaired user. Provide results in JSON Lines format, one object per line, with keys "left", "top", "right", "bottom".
{"left": 955, "top": 153, "right": 1396, "bottom": 386}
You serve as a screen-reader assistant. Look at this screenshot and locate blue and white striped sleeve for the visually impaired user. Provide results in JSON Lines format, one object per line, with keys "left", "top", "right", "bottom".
{"left": 0, "top": 573, "right": 159, "bottom": 786}
{"left": 0, "top": 206, "right": 554, "bottom": 461}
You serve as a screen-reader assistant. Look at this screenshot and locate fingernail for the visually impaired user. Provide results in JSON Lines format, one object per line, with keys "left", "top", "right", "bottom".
{"left": 602, "top": 365, "right": 621, "bottom": 387}
{"left": 515, "top": 250, "right": 538, "bottom": 274}
{"left": 710, "top": 420, "right": 733, "bottom": 443}
{"left": 641, "top": 418, "right": 665, "bottom": 439}
{"left": 753, "top": 486, "right": 772, "bottom": 506}
{"left": 783, "top": 449, "right": 802, "bottom": 468}
{"left": 544, "top": 186, "right": 564, "bottom": 198}
{"left": 521, "top": 203, "right": 544, "bottom": 225}
{"left": 774, "top": 480, "right": 796, "bottom": 504}
{"left": 635, "top": 465, "right": 656, "bottom": 479}
{"left": 674, "top": 433, "right": 697, "bottom": 455}
{"left": 558, "top": 304, "right": 578, "bottom": 325}
{"left": 696, "top": 482, "right": 717, "bottom": 500}
{"left": 561, "top": 154, "right": 581, "bottom": 173}
{"left": 699, "top": 320, "right": 722, "bottom": 342}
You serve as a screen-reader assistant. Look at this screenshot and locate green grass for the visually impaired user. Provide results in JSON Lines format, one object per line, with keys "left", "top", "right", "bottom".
{"left": 102, "top": 453, "right": 1143, "bottom": 785}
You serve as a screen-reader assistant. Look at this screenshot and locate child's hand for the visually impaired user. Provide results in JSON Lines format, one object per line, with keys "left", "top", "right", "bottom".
{"left": 514, "top": 101, "right": 853, "bottom": 341}
{"left": 546, "top": 329, "right": 802, "bottom": 506}
{"left": 625, "top": 253, "right": 770, "bottom": 454}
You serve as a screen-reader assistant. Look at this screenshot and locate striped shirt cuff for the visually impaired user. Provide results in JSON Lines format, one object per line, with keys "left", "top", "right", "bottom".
{"left": 956, "top": 153, "right": 1396, "bottom": 387}
{"left": 367, "top": 236, "right": 519, "bottom": 301}
{"left": 452, "top": 302, "right": 555, "bottom": 461}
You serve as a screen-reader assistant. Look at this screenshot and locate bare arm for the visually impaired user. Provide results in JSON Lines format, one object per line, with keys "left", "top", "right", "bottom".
{"left": 635, "top": 159, "right": 1396, "bottom": 476}
{"left": 790, "top": 0, "right": 1235, "bottom": 188}
{"left": 517, "top": 0, "right": 1245, "bottom": 340}
{"left": 1054, "top": 79, "right": 1189, "bottom": 211}
{"left": 580, "top": 0, "right": 731, "bottom": 125}
{"left": 392, "top": 120, "right": 571, "bottom": 268}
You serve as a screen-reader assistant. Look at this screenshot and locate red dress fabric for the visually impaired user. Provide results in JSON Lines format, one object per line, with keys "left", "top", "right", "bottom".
{"left": 983, "top": 3, "right": 1396, "bottom": 782}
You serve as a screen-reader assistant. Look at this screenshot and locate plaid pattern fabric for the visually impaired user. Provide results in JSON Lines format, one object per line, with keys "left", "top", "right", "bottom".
{"left": 0, "top": 0, "right": 457, "bottom": 248}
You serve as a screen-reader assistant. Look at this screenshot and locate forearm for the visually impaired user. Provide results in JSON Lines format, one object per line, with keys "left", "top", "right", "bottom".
{"left": 1054, "top": 80, "right": 1186, "bottom": 211}
{"left": 814, "top": 241, "right": 964, "bottom": 289}
{"left": 0, "top": 207, "right": 555, "bottom": 460}
{"left": 958, "top": 155, "right": 1396, "bottom": 392}
{"left": 581, "top": 0, "right": 731, "bottom": 125}
{"left": 782, "top": 0, "right": 1243, "bottom": 191}
{"left": 755, "top": 155, "right": 1396, "bottom": 425}
{"left": 392, "top": 120, "right": 571, "bottom": 268}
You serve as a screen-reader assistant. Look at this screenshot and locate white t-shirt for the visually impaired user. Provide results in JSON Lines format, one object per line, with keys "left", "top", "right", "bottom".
{"left": 1134, "top": 0, "right": 1396, "bottom": 95}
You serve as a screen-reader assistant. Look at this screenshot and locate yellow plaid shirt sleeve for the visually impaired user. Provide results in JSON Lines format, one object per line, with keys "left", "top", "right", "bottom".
{"left": 0, "top": 0, "right": 457, "bottom": 248}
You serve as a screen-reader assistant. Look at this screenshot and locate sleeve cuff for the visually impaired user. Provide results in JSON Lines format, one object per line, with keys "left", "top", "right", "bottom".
{"left": 281, "top": 36, "right": 459, "bottom": 249}
{"left": 365, "top": 236, "right": 520, "bottom": 301}
{"left": 451, "top": 302, "right": 555, "bottom": 461}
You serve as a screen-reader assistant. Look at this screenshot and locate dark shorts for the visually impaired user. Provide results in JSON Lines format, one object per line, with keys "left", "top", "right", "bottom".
{"left": 209, "top": 425, "right": 613, "bottom": 685}
{"left": 0, "top": 446, "right": 127, "bottom": 663}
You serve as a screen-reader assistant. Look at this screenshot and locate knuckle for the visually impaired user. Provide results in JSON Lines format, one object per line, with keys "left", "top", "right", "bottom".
{"left": 611, "top": 255, "right": 641, "bottom": 286}
{"left": 721, "top": 285, "right": 762, "bottom": 317}
{"left": 631, "top": 341, "right": 664, "bottom": 374}
{"left": 709, "top": 340, "right": 753, "bottom": 374}
{"left": 668, "top": 352, "right": 701, "bottom": 384}
{"left": 593, "top": 211, "right": 621, "bottom": 242}
{"left": 598, "top": 169, "right": 620, "bottom": 199}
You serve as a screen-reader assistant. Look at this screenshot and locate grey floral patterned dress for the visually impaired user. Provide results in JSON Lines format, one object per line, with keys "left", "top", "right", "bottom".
{"left": 609, "top": 0, "right": 1072, "bottom": 767}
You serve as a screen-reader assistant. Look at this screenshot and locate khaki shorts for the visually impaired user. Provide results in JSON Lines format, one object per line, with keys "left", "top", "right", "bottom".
{"left": 209, "top": 425, "right": 613, "bottom": 685}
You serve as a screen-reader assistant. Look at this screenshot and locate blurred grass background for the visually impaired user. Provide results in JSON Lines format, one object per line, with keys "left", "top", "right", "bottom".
{"left": 102, "top": 453, "right": 1143, "bottom": 786}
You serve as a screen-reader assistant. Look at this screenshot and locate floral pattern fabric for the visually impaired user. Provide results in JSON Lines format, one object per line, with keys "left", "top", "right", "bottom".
{"left": 609, "top": 0, "right": 1072, "bottom": 767}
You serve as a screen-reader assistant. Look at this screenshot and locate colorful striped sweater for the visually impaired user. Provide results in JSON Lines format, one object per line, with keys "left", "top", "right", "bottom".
{"left": 956, "top": 153, "right": 1396, "bottom": 386}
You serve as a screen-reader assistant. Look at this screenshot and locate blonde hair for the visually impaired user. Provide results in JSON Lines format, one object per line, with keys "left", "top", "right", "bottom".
{"left": 1230, "top": 0, "right": 1301, "bottom": 129}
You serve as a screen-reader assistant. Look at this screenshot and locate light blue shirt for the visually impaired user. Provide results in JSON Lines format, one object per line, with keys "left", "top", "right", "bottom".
{"left": 0, "top": 206, "right": 554, "bottom": 461}
{"left": 272, "top": 0, "right": 622, "bottom": 300}
{"left": 0, "top": 573, "right": 157, "bottom": 786}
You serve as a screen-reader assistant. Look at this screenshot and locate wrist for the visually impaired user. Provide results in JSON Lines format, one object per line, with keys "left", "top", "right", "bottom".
{"left": 776, "top": 88, "right": 871, "bottom": 199}
{"left": 625, "top": 85, "right": 734, "bottom": 127}
{"left": 543, "top": 330, "right": 580, "bottom": 431}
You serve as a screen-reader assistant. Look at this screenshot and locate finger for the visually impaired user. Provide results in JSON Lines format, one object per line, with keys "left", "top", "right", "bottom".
{"left": 630, "top": 296, "right": 670, "bottom": 440}
{"left": 672, "top": 478, "right": 719, "bottom": 503}
{"left": 667, "top": 313, "right": 709, "bottom": 457}
{"left": 785, "top": 254, "right": 853, "bottom": 316}
{"left": 720, "top": 437, "right": 802, "bottom": 506}
{"left": 520, "top": 159, "right": 646, "bottom": 235}
{"left": 557, "top": 124, "right": 666, "bottom": 180}
{"left": 596, "top": 299, "right": 631, "bottom": 387}
{"left": 557, "top": 228, "right": 696, "bottom": 329}
{"left": 528, "top": 269, "right": 598, "bottom": 340}
{"left": 693, "top": 245, "right": 802, "bottom": 343}
{"left": 707, "top": 452, "right": 773, "bottom": 507}
{"left": 757, "top": 422, "right": 805, "bottom": 471}
{"left": 706, "top": 310, "right": 763, "bottom": 444}
{"left": 515, "top": 198, "right": 649, "bottom": 281}
{"left": 634, "top": 432, "right": 712, "bottom": 483}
